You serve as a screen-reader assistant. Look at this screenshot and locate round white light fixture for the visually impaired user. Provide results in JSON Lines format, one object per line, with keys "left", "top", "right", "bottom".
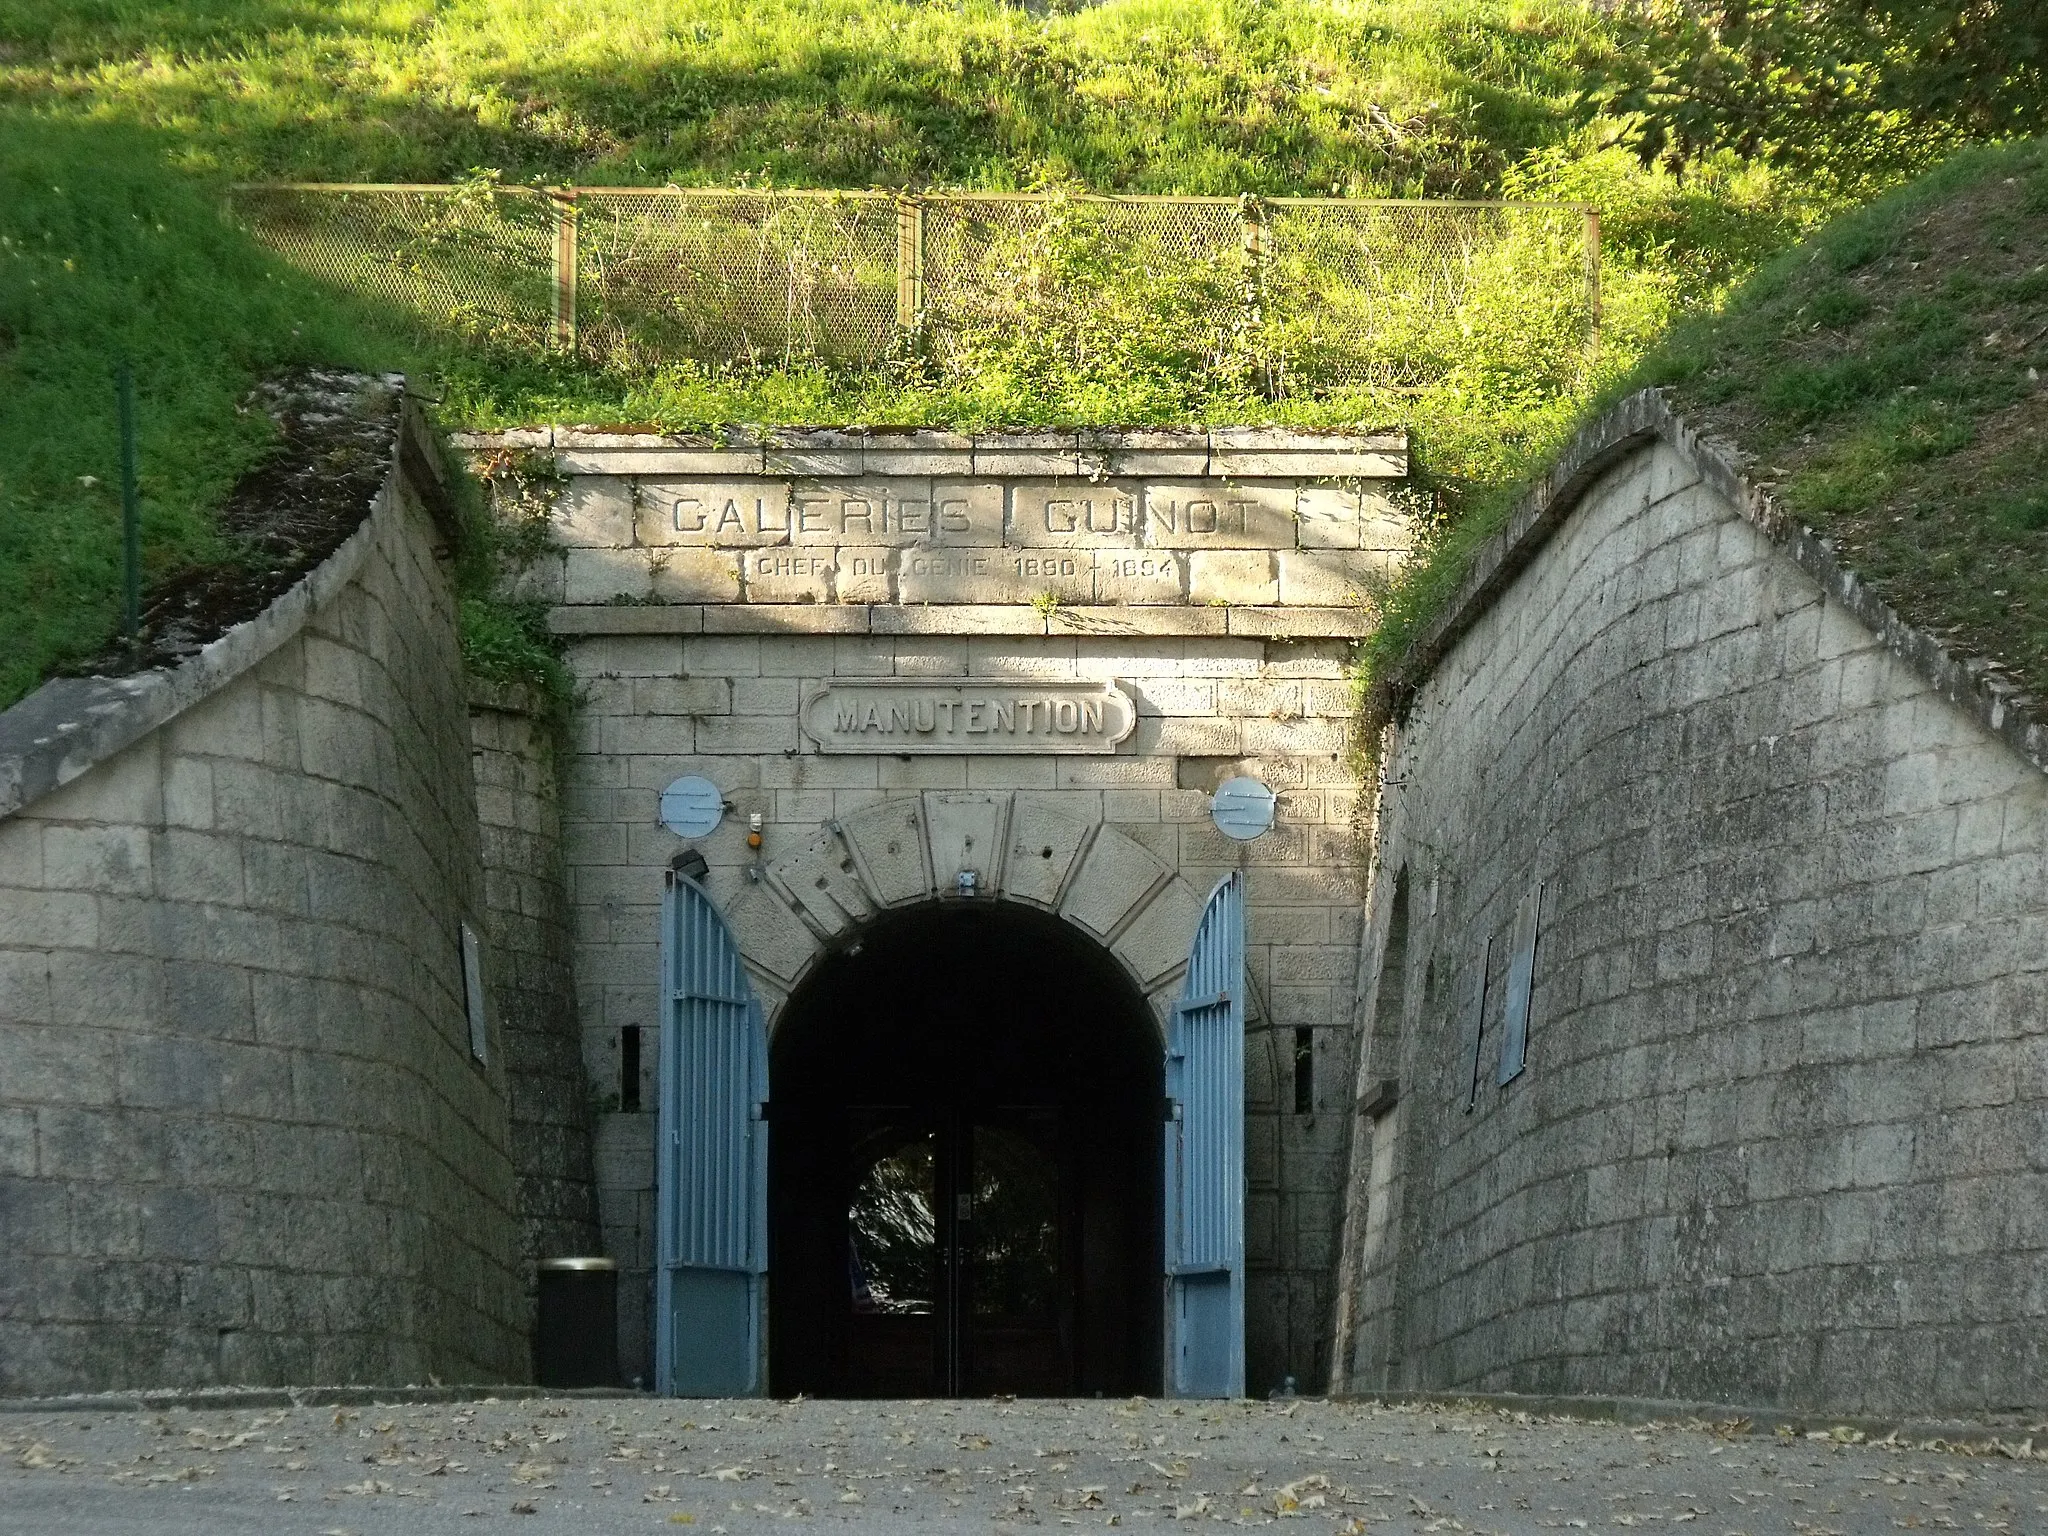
{"left": 1210, "top": 776, "right": 1276, "bottom": 841}
{"left": 659, "top": 775, "right": 725, "bottom": 840}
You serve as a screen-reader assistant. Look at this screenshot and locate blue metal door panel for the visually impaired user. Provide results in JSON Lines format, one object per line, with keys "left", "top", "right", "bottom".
{"left": 1165, "top": 872, "right": 1244, "bottom": 1398}
{"left": 657, "top": 873, "right": 766, "bottom": 1396}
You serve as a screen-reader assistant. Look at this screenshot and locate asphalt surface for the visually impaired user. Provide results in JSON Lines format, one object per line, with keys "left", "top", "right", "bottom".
{"left": 3, "top": 1394, "right": 2045, "bottom": 1534}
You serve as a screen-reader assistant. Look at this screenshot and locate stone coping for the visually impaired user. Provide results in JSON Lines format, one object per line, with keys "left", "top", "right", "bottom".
{"left": 0, "top": 393, "right": 450, "bottom": 823}
{"left": 455, "top": 425, "right": 1408, "bottom": 480}
{"left": 547, "top": 602, "right": 1376, "bottom": 639}
{"left": 1373, "top": 387, "right": 2048, "bottom": 777}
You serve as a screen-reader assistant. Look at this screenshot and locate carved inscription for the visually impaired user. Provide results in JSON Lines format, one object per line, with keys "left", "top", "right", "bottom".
{"left": 802, "top": 681, "right": 1137, "bottom": 755}
{"left": 1009, "top": 482, "right": 1139, "bottom": 546}
{"left": 1141, "top": 482, "right": 1298, "bottom": 549}
{"left": 594, "top": 474, "right": 1396, "bottom": 605}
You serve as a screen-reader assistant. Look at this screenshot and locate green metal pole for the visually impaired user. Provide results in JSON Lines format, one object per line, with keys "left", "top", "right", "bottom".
{"left": 118, "top": 360, "right": 139, "bottom": 649}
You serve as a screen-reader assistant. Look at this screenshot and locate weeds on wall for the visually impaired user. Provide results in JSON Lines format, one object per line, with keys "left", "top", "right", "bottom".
{"left": 453, "top": 444, "right": 577, "bottom": 722}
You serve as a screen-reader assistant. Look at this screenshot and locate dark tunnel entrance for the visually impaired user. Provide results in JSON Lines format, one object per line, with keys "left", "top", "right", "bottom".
{"left": 769, "top": 901, "right": 1163, "bottom": 1398}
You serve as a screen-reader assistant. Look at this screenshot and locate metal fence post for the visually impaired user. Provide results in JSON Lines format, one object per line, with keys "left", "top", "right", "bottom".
{"left": 552, "top": 189, "right": 580, "bottom": 353}
{"left": 1582, "top": 207, "right": 1602, "bottom": 351}
{"left": 117, "top": 360, "right": 140, "bottom": 651}
{"left": 896, "top": 195, "right": 925, "bottom": 341}
{"left": 1238, "top": 194, "right": 1270, "bottom": 326}
{"left": 1240, "top": 194, "right": 1273, "bottom": 391}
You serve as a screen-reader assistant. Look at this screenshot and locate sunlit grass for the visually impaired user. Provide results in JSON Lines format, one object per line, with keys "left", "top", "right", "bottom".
{"left": 0, "top": 0, "right": 1835, "bottom": 709}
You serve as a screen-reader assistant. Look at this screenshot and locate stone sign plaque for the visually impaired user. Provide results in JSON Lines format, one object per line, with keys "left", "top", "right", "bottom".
{"left": 801, "top": 680, "right": 1137, "bottom": 755}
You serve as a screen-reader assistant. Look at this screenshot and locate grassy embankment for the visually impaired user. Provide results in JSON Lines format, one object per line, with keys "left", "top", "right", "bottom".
{"left": 2, "top": 0, "right": 1829, "bottom": 708}
{"left": 1355, "top": 137, "right": 2048, "bottom": 717}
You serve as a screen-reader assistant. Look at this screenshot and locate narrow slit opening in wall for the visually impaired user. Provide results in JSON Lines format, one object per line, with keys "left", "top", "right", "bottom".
{"left": 460, "top": 920, "right": 487, "bottom": 1065}
{"left": 620, "top": 1025, "right": 642, "bottom": 1113}
{"left": 1293, "top": 1027, "right": 1314, "bottom": 1115}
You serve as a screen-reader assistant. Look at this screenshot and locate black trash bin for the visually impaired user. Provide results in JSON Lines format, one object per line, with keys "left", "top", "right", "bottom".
{"left": 535, "top": 1257, "right": 619, "bottom": 1388}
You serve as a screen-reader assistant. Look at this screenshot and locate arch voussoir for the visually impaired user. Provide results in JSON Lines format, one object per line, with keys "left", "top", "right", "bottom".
{"left": 726, "top": 792, "right": 1220, "bottom": 1047}
{"left": 836, "top": 799, "right": 932, "bottom": 905}
{"left": 764, "top": 824, "right": 876, "bottom": 940}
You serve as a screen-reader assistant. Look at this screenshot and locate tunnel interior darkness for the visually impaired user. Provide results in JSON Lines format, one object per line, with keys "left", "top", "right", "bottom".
{"left": 769, "top": 901, "right": 1163, "bottom": 1398}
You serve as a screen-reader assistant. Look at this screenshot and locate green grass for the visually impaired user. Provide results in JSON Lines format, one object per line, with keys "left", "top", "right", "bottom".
{"left": 1652, "top": 137, "right": 2048, "bottom": 694}
{"left": 1355, "top": 137, "right": 2048, "bottom": 726}
{"left": 0, "top": 0, "right": 1853, "bottom": 710}
{"left": 0, "top": 115, "right": 438, "bottom": 708}
{"left": 5, "top": 0, "right": 1625, "bottom": 196}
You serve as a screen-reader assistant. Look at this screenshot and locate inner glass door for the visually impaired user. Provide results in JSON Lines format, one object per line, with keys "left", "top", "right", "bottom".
{"left": 844, "top": 1109, "right": 1066, "bottom": 1395}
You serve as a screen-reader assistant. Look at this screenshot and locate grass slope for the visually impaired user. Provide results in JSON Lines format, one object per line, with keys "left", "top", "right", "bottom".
{"left": 0, "top": 117, "right": 430, "bottom": 708}
{"left": 0, "top": 0, "right": 1827, "bottom": 708}
{"left": 1657, "top": 139, "right": 2048, "bottom": 697}
{"left": 6, "top": 0, "right": 1621, "bottom": 195}
{"left": 1357, "top": 138, "right": 2048, "bottom": 723}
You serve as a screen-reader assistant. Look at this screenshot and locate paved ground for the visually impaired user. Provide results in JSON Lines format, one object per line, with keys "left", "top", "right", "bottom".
{"left": 3, "top": 1395, "right": 2045, "bottom": 1534}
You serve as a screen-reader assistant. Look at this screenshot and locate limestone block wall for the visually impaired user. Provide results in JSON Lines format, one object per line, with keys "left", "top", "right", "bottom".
{"left": 554, "top": 625, "right": 1368, "bottom": 1393}
{"left": 0, "top": 404, "right": 524, "bottom": 1394}
{"left": 461, "top": 425, "right": 1416, "bottom": 1393}
{"left": 1333, "top": 394, "right": 2048, "bottom": 1417}
{"left": 467, "top": 683, "right": 601, "bottom": 1311}
{"left": 462, "top": 425, "right": 1411, "bottom": 622}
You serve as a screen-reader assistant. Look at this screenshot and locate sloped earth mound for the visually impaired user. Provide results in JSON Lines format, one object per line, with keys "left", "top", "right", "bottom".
{"left": 70, "top": 369, "right": 402, "bottom": 679}
{"left": 1654, "top": 140, "right": 2048, "bottom": 699}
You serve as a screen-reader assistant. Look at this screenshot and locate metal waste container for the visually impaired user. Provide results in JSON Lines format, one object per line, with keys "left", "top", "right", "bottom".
{"left": 535, "top": 1257, "right": 618, "bottom": 1388}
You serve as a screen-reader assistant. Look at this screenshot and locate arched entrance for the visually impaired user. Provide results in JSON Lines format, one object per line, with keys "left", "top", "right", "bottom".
{"left": 768, "top": 901, "right": 1163, "bottom": 1397}
{"left": 656, "top": 794, "right": 1247, "bottom": 1399}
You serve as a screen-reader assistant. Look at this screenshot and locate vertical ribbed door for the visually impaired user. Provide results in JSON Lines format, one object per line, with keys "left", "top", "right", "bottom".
{"left": 1164, "top": 872, "right": 1245, "bottom": 1397}
{"left": 657, "top": 873, "right": 767, "bottom": 1396}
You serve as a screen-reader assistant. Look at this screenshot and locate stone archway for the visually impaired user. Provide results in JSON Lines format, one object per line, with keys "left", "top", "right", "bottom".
{"left": 719, "top": 792, "right": 1251, "bottom": 1039}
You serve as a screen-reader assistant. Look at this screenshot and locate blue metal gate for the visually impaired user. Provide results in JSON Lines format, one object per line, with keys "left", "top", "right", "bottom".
{"left": 1164, "top": 872, "right": 1245, "bottom": 1397}
{"left": 656, "top": 872, "right": 767, "bottom": 1396}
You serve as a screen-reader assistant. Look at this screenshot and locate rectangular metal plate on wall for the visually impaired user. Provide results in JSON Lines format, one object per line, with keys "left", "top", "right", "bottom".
{"left": 460, "top": 919, "right": 488, "bottom": 1064}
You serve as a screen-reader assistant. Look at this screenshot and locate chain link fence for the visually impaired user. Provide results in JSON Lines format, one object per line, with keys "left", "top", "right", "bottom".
{"left": 229, "top": 184, "right": 1598, "bottom": 385}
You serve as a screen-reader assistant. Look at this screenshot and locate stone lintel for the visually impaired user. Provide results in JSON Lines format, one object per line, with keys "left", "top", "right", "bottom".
{"left": 872, "top": 605, "right": 1046, "bottom": 636}
{"left": 702, "top": 605, "right": 869, "bottom": 635}
{"left": 1226, "top": 606, "right": 1374, "bottom": 637}
{"left": 546, "top": 603, "right": 1374, "bottom": 638}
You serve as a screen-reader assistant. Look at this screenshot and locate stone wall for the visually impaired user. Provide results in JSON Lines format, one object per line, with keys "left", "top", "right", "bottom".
{"left": 0, "top": 400, "right": 525, "bottom": 1394}
{"left": 555, "top": 625, "right": 1368, "bottom": 1393}
{"left": 472, "top": 426, "right": 1410, "bottom": 618}
{"left": 1333, "top": 394, "right": 2048, "bottom": 1417}
{"left": 462, "top": 425, "right": 1414, "bottom": 1394}
{"left": 467, "top": 683, "right": 601, "bottom": 1322}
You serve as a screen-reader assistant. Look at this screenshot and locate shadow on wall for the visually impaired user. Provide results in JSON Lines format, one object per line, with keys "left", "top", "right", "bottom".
{"left": 1333, "top": 394, "right": 2048, "bottom": 1419}
{"left": 0, "top": 384, "right": 542, "bottom": 1394}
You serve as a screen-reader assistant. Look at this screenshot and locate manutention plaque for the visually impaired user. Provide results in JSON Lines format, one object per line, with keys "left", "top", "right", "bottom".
{"left": 801, "top": 680, "right": 1137, "bottom": 755}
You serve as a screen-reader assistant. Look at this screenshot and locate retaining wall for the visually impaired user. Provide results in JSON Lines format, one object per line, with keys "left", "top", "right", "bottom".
{"left": 1333, "top": 392, "right": 2048, "bottom": 1416}
{"left": 467, "top": 682, "right": 601, "bottom": 1315}
{"left": 0, "top": 387, "right": 525, "bottom": 1393}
